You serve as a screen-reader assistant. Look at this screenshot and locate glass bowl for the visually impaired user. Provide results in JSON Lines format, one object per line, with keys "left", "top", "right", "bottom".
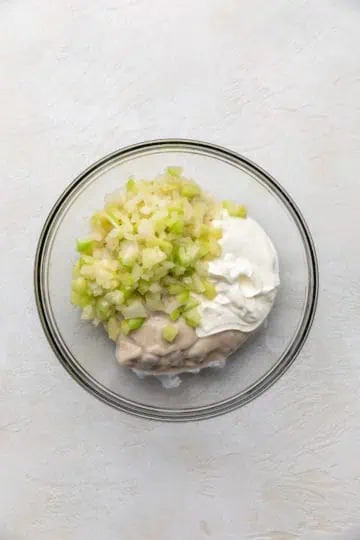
{"left": 34, "top": 140, "right": 318, "bottom": 421}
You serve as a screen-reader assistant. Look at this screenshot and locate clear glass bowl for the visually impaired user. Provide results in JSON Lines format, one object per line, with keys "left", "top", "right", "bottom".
{"left": 34, "top": 140, "right": 318, "bottom": 421}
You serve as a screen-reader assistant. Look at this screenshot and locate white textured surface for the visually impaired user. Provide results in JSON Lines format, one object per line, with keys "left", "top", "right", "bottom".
{"left": 1, "top": 1, "right": 360, "bottom": 538}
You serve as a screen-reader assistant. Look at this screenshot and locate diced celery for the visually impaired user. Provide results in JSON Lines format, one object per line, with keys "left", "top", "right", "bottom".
{"left": 235, "top": 205, "right": 247, "bottom": 218}
{"left": 154, "top": 218, "right": 168, "bottom": 234}
{"left": 209, "top": 239, "right": 222, "bottom": 258}
{"left": 183, "top": 307, "right": 201, "bottom": 328}
{"left": 162, "top": 325, "right": 178, "bottom": 342}
{"left": 121, "top": 320, "right": 130, "bottom": 335}
{"left": 191, "top": 274, "right": 205, "bottom": 293}
{"left": 102, "top": 211, "right": 121, "bottom": 229}
{"left": 152, "top": 264, "right": 170, "bottom": 281}
{"left": 176, "top": 291, "right": 190, "bottom": 305}
{"left": 181, "top": 183, "right": 201, "bottom": 198}
{"left": 222, "top": 200, "right": 247, "bottom": 218}
{"left": 222, "top": 200, "right": 236, "bottom": 215}
{"left": 72, "top": 277, "right": 88, "bottom": 294}
{"left": 166, "top": 166, "right": 183, "bottom": 178}
{"left": 131, "top": 263, "right": 142, "bottom": 282}
{"left": 145, "top": 292, "right": 163, "bottom": 312}
{"left": 169, "top": 220, "right": 184, "bottom": 234}
{"left": 80, "top": 254, "right": 94, "bottom": 265}
{"left": 199, "top": 224, "right": 210, "bottom": 237}
{"left": 195, "top": 260, "right": 208, "bottom": 276}
{"left": 149, "top": 282, "right": 161, "bottom": 293}
{"left": 126, "top": 177, "right": 136, "bottom": 191}
{"left": 178, "top": 245, "right": 200, "bottom": 266}
{"left": 91, "top": 212, "right": 113, "bottom": 235}
{"left": 118, "top": 272, "right": 135, "bottom": 288}
{"left": 198, "top": 240, "right": 211, "bottom": 258}
{"left": 71, "top": 291, "right": 92, "bottom": 309}
{"left": 138, "top": 279, "right": 150, "bottom": 295}
{"left": 128, "top": 317, "right": 145, "bottom": 331}
{"left": 183, "top": 268, "right": 194, "bottom": 278}
{"left": 167, "top": 284, "right": 185, "bottom": 295}
{"left": 96, "top": 298, "right": 112, "bottom": 320}
{"left": 160, "top": 183, "right": 179, "bottom": 194}
{"left": 72, "top": 168, "right": 247, "bottom": 338}
{"left": 120, "top": 287, "right": 133, "bottom": 302}
{"left": 122, "top": 317, "right": 145, "bottom": 335}
{"left": 183, "top": 296, "right": 200, "bottom": 312}
{"left": 81, "top": 304, "right": 95, "bottom": 320}
{"left": 121, "top": 298, "right": 147, "bottom": 319}
{"left": 107, "top": 317, "right": 121, "bottom": 341}
{"left": 158, "top": 239, "right": 173, "bottom": 255}
{"left": 104, "top": 206, "right": 121, "bottom": 228}
{"left": 203, "top": 280, "right": 217, "bottom": 300}
{"left": 88, "top": 281, "right": 103, "bottom": 297}
{"left": 147, "top": 237, "right": 173, "bottom": 255}
{"left": 210, "top": 227, "right": 223, "bottom": 240}
{"left": 104, "top": 290, "right": 124, "bottom": 306}
{"left": 142, "top": 247, "right": 167, "bottom": 268}
{"left": 169, "top": 307, "right": 182, "bottom": 322}
{"left": 76, "top": 238, "right": 93, "bottom": 255}
{"left": 171, "top": 265, "right": 186, "bottom": 277}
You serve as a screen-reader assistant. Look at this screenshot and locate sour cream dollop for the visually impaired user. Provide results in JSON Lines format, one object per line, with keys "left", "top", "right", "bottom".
{"left": 196, "top": 213, "right": 280, "bottom": 337}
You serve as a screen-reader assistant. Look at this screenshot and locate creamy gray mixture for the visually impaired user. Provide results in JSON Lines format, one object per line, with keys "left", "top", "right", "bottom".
{"left": 116, "top": 313, "right": 248, "bottom": 374}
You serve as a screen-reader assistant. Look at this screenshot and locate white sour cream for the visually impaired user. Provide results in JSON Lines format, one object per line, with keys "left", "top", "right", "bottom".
{"left": 196, "top": 213, "right": 280, "bottom": 337}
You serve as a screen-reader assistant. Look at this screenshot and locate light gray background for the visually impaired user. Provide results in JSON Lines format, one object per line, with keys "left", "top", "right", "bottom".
{"left": 1, "top": 1, "right": 360, "bottom": 539}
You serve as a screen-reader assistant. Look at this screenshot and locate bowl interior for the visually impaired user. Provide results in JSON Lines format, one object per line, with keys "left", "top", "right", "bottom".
{"left": 38, "top": 141, "right": 317, "bottom": 418}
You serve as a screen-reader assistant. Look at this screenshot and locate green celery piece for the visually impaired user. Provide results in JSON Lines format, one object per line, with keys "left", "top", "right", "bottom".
{"left": 169, "top": 307, "right": 182, "bottom": 322}
{"left": 181, "top": 184, "right": 201, "bottom": 198}
{"left": 169, "top": 220, "right": 184, "bottom": 234}
{"left": 107, "top": 317, "right": 120, "bottom": 341}
{"left": 162, "top": 325, "right": 178, "bottom": 342}
{"left": 118, "top": 272, "right": 135, "bottom": 288}
{"left": 177, "top": 245, "right": 200, "bottom": 266}
{"left": 235, "top": 205, "right": 247, "bottom": 218}
{"left": 103, "top": 211, "right": 120, "bottom": 228}
{"left": 104, "top": 290, "right": 125, "bottom": 306}
{"left": 222, "top": 200, "right": 236, "bottom": 215}
{"left": 127, "top": 318, "right": 145, "bottom": 332}
{"left": 167, "top": 284, "right": 185, "bottom": 295}
{"left": 183, "top": 296, "right": 200, "bottom": 312}
{"left": 203, "top": 280, "right": 217, "bottom": 300}
{"left": 183, "top": 307, "right": 201, "bottom": 328}
{"left": 81, "top": 304, "right": 95, "bottom": 320}
{"left": 176, "top": 291, "right": 190, "bottom": 305}
{"left": 72, "top": 277, "right": 88, "bottom": 294}
{"left": 96, "top": 299, "right": 111, "bottom": 321}
{"left": 138, "top": 279, "right": 150, "bottom": 296}
{"left": 121, "top": 320, "right": 130, "bottom": 335}
{"left": 198, "top": 240, "right": 211, "bottom": 258}
{"left": 71, "top": 291, "right": 92, "bottom": 309}
{"left": 157, "top": 239, "right": 173, "bottom": 255}
{"left": 222, "top": 200, "right": 247, "bottom": 218}
{"left": 126, "top": 177, "right": 136, "bottom": 191}
{"left": 76, "top": 238, "right": 93, "bottom": 255}
{"left": 210, "top": 227, "right": 223, "bottom": 239}
{"left": 166, "top": 166, "right": 183, "bottom": 178}
{"left": 142, "top": 247, "right": 167, "bottom": 269}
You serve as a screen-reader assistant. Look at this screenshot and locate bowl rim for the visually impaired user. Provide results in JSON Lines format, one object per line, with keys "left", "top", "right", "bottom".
{"left": 34, "top": 138, "right": 319, "bottom": 422}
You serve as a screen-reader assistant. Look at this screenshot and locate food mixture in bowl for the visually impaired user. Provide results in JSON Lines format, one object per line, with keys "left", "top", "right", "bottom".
{"left": 71, "top": 167, "right": 280, "bottom": 387}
